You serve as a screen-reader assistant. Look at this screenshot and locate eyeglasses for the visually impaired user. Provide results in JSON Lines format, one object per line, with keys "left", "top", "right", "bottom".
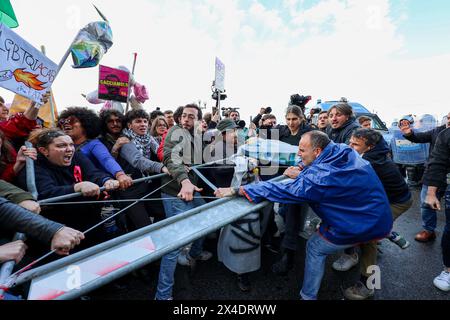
{"left": 58, "top": 116, "right": 79, "bottom": 127}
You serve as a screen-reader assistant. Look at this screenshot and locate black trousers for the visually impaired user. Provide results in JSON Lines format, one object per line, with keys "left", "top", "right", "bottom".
{"left": 443, "top": 186, "right": 450, "bottom": 267}
{"left": 281, "top": 203, "right": 309, "bottom": 251}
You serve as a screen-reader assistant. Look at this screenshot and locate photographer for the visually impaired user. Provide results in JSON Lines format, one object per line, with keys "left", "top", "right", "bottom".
{"left": 223, "top": 108, "right": 248, "bottom": 146}
{"left": 252, "top": 107, "right": 273, "bottom": 129}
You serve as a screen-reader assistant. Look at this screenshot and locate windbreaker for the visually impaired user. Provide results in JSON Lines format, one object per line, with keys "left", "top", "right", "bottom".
{"left": 242, "top": 142, "right": 393, "bottom": 245}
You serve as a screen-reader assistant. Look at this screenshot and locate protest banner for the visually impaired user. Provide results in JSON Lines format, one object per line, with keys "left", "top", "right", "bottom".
{"left": 98, "top": 65, "right": 130, "bottom": 103}
{"left": 9, "top": 93, "right": 58, "bottom": 128}
{"left": 0, "top": 23, "right": 57, "bottom": 103}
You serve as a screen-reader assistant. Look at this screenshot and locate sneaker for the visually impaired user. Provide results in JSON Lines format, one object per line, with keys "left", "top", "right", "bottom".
{"left": 433, "top": 270, "right": 450, "bottom": 292}
{"left": 195, "top": 250, "right": 213, "bottom": 261}
{"left": 415, "top": 230, "right": 436, "bottom": 243}
{"left": 344, "top": 281, "right": 374, "bottom": 300}
{"left": 237, "top": 274, "right": 251, "bottom": 292}
{"left": 178, "top": 250, "right": 194, "bottom": 266}
{"left": 388, "top": 231, "right": 410, "bottom": 249}
{"left": 177, "top": 250, "right": 212, "bottom": 266}
{"left": 332, "top": 253, "right": 359, "bottom": 272}
{"left": 155, "top": 296, "right": 173, "bottom": 300}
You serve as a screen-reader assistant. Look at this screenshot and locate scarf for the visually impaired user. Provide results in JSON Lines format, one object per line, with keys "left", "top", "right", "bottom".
{"left": 123, "top": 128, "right": 158, "bottom": 158}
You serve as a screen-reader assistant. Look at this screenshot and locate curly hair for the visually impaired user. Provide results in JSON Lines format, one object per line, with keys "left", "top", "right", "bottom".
{"left": 59, "top": 107, "right": 101, "bottom": 139}
{"left": 99, "top": 109, "right": 125, "bottom": 135}
{"left": 125, "top": 109, "right": 150, "bottom": 125}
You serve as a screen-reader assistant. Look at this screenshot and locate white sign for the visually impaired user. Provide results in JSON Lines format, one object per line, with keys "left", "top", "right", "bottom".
{"left": 0, "top": 23, "right": 58, "bottom": 103}
{"left": 214, "top": 57, "right": 225, "bottom": 92}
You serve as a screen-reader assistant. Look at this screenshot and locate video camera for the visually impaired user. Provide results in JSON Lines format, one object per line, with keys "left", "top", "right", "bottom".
{"left": 221, "top": 107, "right": 246, "bottom": 129}
{"left": 289, "top": 94, "right": 312, "bottom": 112}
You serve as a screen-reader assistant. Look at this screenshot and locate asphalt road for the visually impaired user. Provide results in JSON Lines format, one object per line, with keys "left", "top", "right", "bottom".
{"left": 89, "top": 188, "right": 449, "bottom": 300}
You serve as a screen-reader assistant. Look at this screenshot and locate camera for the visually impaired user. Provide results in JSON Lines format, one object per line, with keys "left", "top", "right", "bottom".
{"left": 221, "top": 107, "right": 240, "bottom": 118}
{"left": 212, "top": 91, "right": 227, "bottom": 101}
{"left": 310, "top": 107, "right": 321, "bottom": 115}
{"left": 236, "top": 120, "right": 246, "bottom": 129}
{"left": 265, "top": 107, "right": 272, "bottom": 114}
{"left": 289, "top": 94, "right": 312, "bottom": 112}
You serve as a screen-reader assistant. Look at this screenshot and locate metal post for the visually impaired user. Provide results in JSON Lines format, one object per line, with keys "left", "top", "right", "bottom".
{"left": 0, "top": 142, "right": 38, "bottom": 299}
{"left": 12, "top": 177, "right": 287, "bottom": 292}
{"left": 38, "top": 158, "right": 232, "bottom": 204}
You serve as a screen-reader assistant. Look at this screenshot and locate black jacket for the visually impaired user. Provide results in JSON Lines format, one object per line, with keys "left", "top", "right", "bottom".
{"left": 403, "top": 125, "right": 447, "bottom": 164}
{"left": 363, "top": 139, "right": 411, "bottom": 204}
{"left": 403, "top": 125, "right": 446, "bottom": 152}
{"left": 207, "top": 140, "right": 237, "bottom": 188}
{"left": 423, "top": 128, "right": 450, "bottom": 188}
{"left": 278, "top": 122, "right": 314, "bottom": 146}
{"left": 0, "top": 197, "right": 63, "bottom": 244}
{"left": 17, "top": 152, "right": 112, "bottom": 233}
{"left": 326, "top": 118, "right": 360, "bottom": 144}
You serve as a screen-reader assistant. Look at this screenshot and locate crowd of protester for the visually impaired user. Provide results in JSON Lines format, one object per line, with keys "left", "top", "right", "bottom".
{"left": 0, "top": 91, "right": 448, "bottom": 301}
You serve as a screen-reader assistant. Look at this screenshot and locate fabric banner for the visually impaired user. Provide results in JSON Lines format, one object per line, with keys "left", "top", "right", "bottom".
{"left": 0, "top": 23, "right": 57, "bottom": 103}
{"left": 98, "top": 65, "right": 130, "bottom": 103}
{"left": 9, "top": 93, "right": 58, "bottom": 127}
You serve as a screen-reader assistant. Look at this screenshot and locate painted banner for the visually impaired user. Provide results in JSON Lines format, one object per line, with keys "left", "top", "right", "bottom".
{"left": 9, "top": 93, "right": 58, "bottom": 127}
{"left": 98, "top": 65, "right": 129, "bottom": 103}
{"left": 28, "top": 235, "right": 156, "bottom": 300}
{"left": 0, "top": 23, "right": 57, "bottom": 103}
{"left": 215, "top": 57, "right": 225, "bottom": 92}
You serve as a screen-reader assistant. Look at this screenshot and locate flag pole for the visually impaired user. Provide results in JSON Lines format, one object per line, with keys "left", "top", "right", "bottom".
{"left": 125, "top": 52, "right": 137, "bottom": 114}
{"left": 40, "top": 45, "right": 56, "bottom": 127}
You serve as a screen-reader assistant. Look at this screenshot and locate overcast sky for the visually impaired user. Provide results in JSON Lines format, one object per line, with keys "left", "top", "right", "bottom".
{"left": 1, "top": 0, "right": 449, "bottom": 125}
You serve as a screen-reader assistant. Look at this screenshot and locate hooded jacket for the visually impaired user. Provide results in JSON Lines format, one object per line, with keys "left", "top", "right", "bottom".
{"left": 241, "top": 142, "right": 393, "bottom": 245}
{"left": 326, "top": 117, "right": 360, "bottom": 145}
{"left": 362, "top": 138, "right": 411, "bottom": 204}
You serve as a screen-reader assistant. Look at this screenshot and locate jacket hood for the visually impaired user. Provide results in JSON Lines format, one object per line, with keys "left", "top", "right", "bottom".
{"left": 362, "top": 137, "right": 390, "bottom": 165}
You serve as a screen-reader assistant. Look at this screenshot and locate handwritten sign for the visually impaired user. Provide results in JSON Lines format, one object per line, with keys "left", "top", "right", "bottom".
{"left": 0, "top": 23, "right": 57, "bottom": 103}
{"left": 98, "top": 65, "right": 130, "bottom": 103}
{"left": 215, "top": 57, "right": 225, "bottom": 92}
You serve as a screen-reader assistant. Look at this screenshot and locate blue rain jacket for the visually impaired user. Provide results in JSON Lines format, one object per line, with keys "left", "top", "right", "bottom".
{"left": 242, "top": 142, "right": 393, "bottom": 245}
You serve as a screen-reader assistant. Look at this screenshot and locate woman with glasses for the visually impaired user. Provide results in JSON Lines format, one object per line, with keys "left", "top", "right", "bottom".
{"left": 58, "top": 107, "right": 133, "bottom": 191}
{"left": 17, "top": 129, "right": 120, "bottom": 250}
{"left": 150, "top": 116, "right": 168, "bottom": 144}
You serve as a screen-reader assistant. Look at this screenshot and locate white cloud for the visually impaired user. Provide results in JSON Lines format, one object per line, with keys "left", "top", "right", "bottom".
{"left": 0, "top": 0, "right": 448, "bottom": 126}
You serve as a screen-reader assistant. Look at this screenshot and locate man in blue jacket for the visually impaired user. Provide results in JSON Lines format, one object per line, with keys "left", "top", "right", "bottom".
{"left": 215, "top": 130, "right": 393, "bottom": 300}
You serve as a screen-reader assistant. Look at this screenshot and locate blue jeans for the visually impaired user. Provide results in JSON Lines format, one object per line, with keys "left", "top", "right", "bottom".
{"left": 300, "top": 233, "right": 355, "bottom": 300}
{"left": 421, "top": 185, "right": 443, "bottom": 232}
{"left": 155, "top": 192, "right": 206, "bottom": 300}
